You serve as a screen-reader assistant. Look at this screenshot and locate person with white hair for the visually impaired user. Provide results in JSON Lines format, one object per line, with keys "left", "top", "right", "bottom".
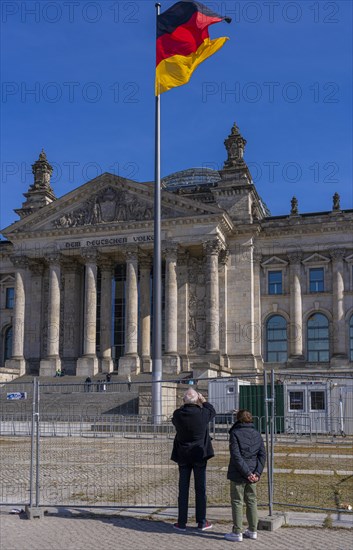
{"left": 171, "top": 388, "right": 216, "bottom": 532}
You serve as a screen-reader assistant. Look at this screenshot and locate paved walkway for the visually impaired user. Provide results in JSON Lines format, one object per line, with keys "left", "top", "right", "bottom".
{"left": 1, "top": 507, "right": 352, "bottom": 550}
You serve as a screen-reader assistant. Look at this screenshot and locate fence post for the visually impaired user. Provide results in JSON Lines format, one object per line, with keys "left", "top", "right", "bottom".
{"left": 270, "top": 369, "right": 275, "bottom": 513}
{"left": 264, "top": 370, "right": 274, "bottom": 516}
{"left": 28, "top": 378, "right": 36, "bottom": 509}
{"left": 35, "top": 380, "right": 40, "bottom": 507}
{"left": 25, "top": 378, "right": 43, "bottom": 519}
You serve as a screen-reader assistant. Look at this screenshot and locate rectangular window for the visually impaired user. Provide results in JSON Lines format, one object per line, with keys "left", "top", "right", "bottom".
{"left": 289, "top": 391, "right": 304, "bottom": 411}
{"left": 309, "top": 268, "right": 324, "bottom": 292}
{"left": 226, "top": 386, "right": 235, "bottom": 394}
{"left": 310, "top": 391, "right": 325, "bottom": 411}
{"left": 308, "top": 350, "right": 329, "bottom": 362}
{"left": 268, "top": 351, "right": 287, "bottom": 362}
{"left": 268, "top": 271, "right": 282, "bottom": 295}
{"left": 6, "top": 287, "right": 14, "bottom": 309}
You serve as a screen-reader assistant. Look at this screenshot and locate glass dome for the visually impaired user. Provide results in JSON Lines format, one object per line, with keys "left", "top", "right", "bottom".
{"left": 162, "top": 168, "right": 221, "bottom": 190}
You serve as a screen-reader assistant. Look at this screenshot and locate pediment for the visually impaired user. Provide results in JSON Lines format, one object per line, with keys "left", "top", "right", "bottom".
{"left": 53, "top": 186, "right": 156, "bottom": 229}
{"left": 0, "top": 274, "right": 15, "bottom": 285}
{"left": 261, "top": 256, "right": 288, "bottom": 268}
{"left": 3, "top": 173, "right": 223, "bottom": 236}
{"left": 302, "top": 253, "right": 330, "bottom": 264}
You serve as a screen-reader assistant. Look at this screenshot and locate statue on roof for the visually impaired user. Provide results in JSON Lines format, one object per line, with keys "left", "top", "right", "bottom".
{"left": 223, "top": 122, "right": 247, "bottom": 169}
{"left": 332, "top": 192, "right": 340, "bottom": 211}
{"left": 290, "top": 196, "right": 298, "bottom": 215}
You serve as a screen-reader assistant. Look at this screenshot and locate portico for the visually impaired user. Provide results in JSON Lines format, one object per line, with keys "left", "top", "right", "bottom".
{"left": 5, "top": 236, "right": 228, "bottom": 377}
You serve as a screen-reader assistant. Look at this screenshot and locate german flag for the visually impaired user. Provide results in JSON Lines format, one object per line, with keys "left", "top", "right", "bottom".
{"left": 156, "top": 1, "right": 231, "bottom": 95}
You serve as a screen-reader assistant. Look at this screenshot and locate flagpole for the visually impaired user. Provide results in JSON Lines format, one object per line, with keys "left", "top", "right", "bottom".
{"left": 152, "top": 1, "right": 162, "bottom": 424}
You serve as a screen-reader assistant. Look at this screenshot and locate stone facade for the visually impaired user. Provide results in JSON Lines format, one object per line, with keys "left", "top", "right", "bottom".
{"left": 0, "top": 124, "right": 352, "bottom": 380}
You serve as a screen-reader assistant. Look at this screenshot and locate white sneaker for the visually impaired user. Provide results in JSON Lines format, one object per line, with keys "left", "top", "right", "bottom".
{"left": 243, "top": 529, "right": 257, "bottom": 540}
{"left": 224, "top": 532, "right": 243, "bottom": 542}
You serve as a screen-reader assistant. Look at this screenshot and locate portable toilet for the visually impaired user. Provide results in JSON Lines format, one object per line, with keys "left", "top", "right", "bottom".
{"left": 284, "top": 381, "right": 329, "bottom": 434}
{"left": 208, "top": 378, "right": 250, "bottom": 422}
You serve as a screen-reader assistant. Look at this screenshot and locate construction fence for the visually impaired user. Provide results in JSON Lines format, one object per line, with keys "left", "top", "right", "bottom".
{"left": 0, "top": 371, "right": 352, "bottom": 516}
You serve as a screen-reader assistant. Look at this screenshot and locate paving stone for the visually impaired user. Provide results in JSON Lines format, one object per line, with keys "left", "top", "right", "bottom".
{"left": 1, "top": 509, "right": 352, "bottom": 550}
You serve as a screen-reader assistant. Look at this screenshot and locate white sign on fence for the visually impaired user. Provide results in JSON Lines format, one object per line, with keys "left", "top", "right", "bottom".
{"left": 6, "top": 392, "right": 27, "bottom": 401}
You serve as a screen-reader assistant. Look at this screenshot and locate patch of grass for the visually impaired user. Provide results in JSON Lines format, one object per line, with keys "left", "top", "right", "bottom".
{"left": 272, "top": 472, "right": 353, "bottom": 511}
{"left": 323, "top": 514, "right": 333, "bottom": 528}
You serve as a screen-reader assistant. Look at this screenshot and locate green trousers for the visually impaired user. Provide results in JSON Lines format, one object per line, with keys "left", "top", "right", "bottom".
{"left": 230, "top": 480, "right": 258, "bottom": 534}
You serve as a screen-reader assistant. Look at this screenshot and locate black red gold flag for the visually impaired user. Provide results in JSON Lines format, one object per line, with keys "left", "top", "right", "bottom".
{"left": 156, "top": 1, "right": 231, "bottom": 94}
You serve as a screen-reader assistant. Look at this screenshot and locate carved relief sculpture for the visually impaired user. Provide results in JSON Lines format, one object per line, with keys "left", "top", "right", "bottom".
{"left": 53, "top": 187, "right": 154, "bottom": 228}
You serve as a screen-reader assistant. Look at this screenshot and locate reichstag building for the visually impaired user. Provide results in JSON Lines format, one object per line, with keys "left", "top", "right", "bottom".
{"left": 1, "top": 123, "right": 352, "bottom": 380}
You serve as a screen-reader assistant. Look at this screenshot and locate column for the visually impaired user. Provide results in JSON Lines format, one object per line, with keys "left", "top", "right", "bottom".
{"left": 139, "top": 255, "right": 152, "bottom": 372}
{"left": 26, "top": 260, "right": 44, "bottom": 370}
{"left": 219, "top": 248, "right": 230, "bottom": 368}
{"left": 5, "top": 255, "right": 28, "bottom": 375}
{"left": 99, "top": 256, "right": 114, "bottom": 373}
{"left": 62, "top": 259, "right": 82, "bottom": 374}
{"left": 76, "top": 249, "right": 98, "bottom": 376}
{"left": 288, "top": 253, "right": 303, "bottom": 359}
{"left": 330, "top": 249, "right": 346, "bottom": 358}
{"left": 119, "top": 247, "right": 140, "bottom": 374}
{"left": 163, "top": 243, "right": 180, "bottom": 373}
{"left": 40, "top": 253, "right": 62, "bottom": 375}
{"left": 204, "top": 240, "right": 222, "bottom": 354}
{"left": 177, "top": 250, "right": 190, "bottom": 371}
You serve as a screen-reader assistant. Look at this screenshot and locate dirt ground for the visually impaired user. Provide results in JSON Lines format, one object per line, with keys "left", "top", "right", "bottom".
{"left": 1, "top": 434, "right": 352, "bottom": 512}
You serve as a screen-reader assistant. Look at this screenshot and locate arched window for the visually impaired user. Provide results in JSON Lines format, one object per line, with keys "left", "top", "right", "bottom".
{"left": 4, "top": 326, "right": 13, "bottom": 361}
{"left": 307, "top": 313, "right": 329, "bottom": 362}
{"left": 349, "top": 315, "right": 353, "bottom": 361}
{"left": 266, "top": 315, "right": 287, "bottom": 362}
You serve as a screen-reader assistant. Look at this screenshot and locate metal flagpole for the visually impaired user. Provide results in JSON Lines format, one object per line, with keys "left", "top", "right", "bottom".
{"left": 152, "top": 2, "right": 162, "bottom": 425}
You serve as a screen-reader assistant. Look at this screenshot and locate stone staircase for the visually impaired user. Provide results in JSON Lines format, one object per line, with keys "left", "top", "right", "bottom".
{"left": 0, "top": 372, "right": 194, "bottom": 419}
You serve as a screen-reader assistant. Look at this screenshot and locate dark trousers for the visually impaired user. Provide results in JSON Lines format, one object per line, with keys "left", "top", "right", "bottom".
{"left": 177, "top": 461, "right": 207, "bottom": 526}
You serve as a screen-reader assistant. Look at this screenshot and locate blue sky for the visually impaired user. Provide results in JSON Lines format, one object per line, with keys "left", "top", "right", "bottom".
{"left": 1, "top": 0, "right": 352, "bottom": 233}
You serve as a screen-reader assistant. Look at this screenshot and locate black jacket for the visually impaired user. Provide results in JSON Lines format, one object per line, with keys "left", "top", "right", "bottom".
{"left": 227, "top": 421, "right": 266, "bottom": 483}
{"left": 171, "top": 402, "right": 216, "bottom": 464}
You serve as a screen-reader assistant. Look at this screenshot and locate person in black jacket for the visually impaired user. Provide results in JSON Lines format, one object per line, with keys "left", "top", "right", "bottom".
{"left": 171, "top": 388, "right": 216, "bottom": 532}
{"left": 224, "top": 409, "right": 266, "bottom": 542}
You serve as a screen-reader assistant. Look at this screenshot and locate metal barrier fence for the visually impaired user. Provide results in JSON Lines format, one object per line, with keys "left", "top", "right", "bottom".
{"left": 0, "top": 372, "right": 352, "bottom": 514}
